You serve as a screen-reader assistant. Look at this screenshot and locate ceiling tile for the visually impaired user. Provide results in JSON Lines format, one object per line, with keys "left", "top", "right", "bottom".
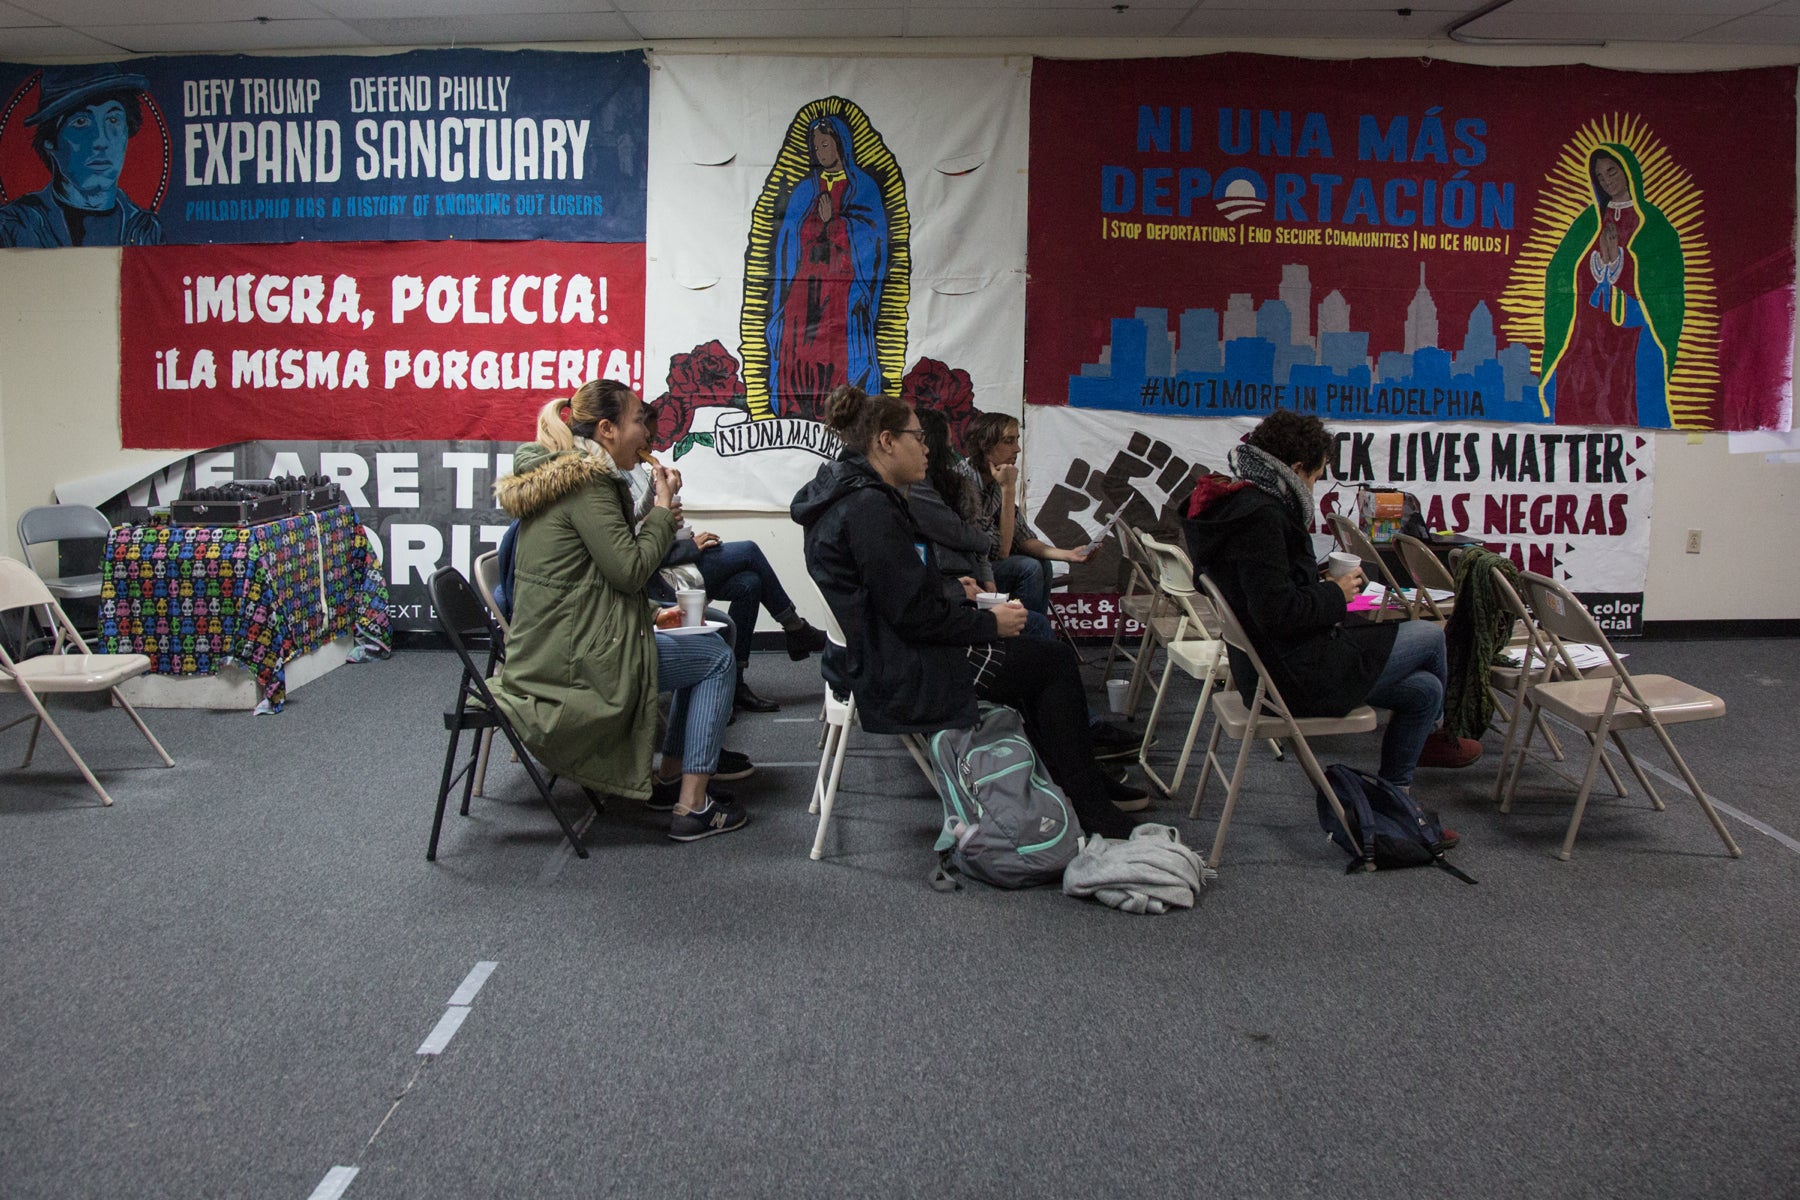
{"left": 1173, "top": 7, "right": 1457, "bottom": 37}
{"left": 1492, "top": 0, "right": 1761, "bottom": 11}
{"left": 314, "top": 0, "right": 621, "bottom": 18}
{"left": 11, "top": 0, "right": 330, "bottom": 22}
{"left": 1684, "top": 12, "right": 1800, "bottom": 41}
{"left": 1453, "top": 8, "right": 1731, "bottom": 38}
{"left": 78, "top": 18, "right": 375, "bottom": 53}
{"left": 0, "top": 25, "right": 123, "bottom": 54}
{"left": 347, "top": 11, "right": 641, "bottom": 44}
{"left": 624, "top": 8, "right": 904, "bottom": 36}
{"left": 0, "top": 0, "right": 49, "bottom": 27}
{"left": 912, "top": 0, "right": 1193, "bottom": 10}
{"left": 620, "top": 0, "right": 883, "bottom": 11}
{"left": 906, "top": 6, "right": 1187, "bottom": 35}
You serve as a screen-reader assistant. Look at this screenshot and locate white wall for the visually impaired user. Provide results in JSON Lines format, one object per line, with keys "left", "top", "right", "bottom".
{"left": 3, "top": 36, "right": 1798, "bottom": 624}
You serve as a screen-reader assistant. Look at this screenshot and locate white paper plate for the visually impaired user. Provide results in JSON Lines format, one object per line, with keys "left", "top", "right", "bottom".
{"left": 658, "top": 619, "right": 728, "bottom": 637}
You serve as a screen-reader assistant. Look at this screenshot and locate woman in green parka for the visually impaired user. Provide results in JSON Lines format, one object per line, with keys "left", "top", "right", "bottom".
{"left": 490, "top": 380, "right": 749, "bottom": 842}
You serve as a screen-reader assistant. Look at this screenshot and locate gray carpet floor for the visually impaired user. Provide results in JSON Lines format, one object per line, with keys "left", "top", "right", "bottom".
{"left": 3, "top": 636, "right": 1798, "bottom": 1199}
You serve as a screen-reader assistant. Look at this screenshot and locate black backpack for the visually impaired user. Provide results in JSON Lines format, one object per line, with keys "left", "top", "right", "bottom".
{"left": 1316, "top": 764, "right": 1476, "bottom": 884}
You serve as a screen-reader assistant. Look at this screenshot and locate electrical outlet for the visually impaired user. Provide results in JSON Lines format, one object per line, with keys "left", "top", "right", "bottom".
{"left": 1685, "top": 529, "right": 1702, "bottom": 554}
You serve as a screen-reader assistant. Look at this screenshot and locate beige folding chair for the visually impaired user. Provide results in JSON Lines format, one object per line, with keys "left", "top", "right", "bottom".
{"left": 805, "top": 585, "right": 935, "bottom": 861}
{"left": 1326, "top": 512, "right": 1414, "bottom": 622}
{"left": 1132, "top": 533, "right": 1228, "bottom": 808}
{"left": 1105, "top": 524, "right": 1194, "bottom": 718}
{"left": 1391, "top": 534, "right": 1457, "bottom": 622}
{"left": 1504, "top": 571, "right": 1740, "bottom": 861}
{"left": 0, "top": 557, "right": 173, "bottom": 806}
{"left": 1190, "top": 573, "right": 1376, "bottom": 869}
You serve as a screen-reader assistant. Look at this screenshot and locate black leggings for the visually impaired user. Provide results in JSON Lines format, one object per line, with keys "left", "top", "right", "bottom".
{"left": 973, "top": 638, "right": 1134, "bottom": 839}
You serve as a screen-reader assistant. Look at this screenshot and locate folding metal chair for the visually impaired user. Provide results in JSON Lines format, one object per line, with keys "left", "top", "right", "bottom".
{"left": 1326, "top": 512, "right": 1414, "bottom": 622}
{"left": 1191, "top": 572, "right": 1375, "bottom": 868}
{"left": 468, "top": 549, "right": 513, "bottom": 798}
{"left": 1502, "top": 571, "right": 1740, "bottom": 861}
{"left": 1391, "top": 534, "right": 1457, "bottom": 622}
{"left": 1103, "top": 524, "right": 1194, "bottom": 718}
{"left": 0, "top": 557, "right": 173, "bottom": 806}
{"left": 1131, "top": 533, "right": 1227, "bottom": 808}
{"left": 427, "top": 566, "right": 603, "bottom": 861}
{"left": 15, "top": 505, "right": 111, "bottom": 604}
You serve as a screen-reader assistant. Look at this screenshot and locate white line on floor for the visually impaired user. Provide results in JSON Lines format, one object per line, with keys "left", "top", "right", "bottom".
{"left": 447, "top": 961, "right": 497, "bottom": 1007}
{"left": 771, "top": 716, "right": 823, "bottom": 724}
{"left": 305, "top": 1166, "right": 358, "bottom": 1200}
{"left": 416, "top": 1005, "right": 471, "bottom": 1056}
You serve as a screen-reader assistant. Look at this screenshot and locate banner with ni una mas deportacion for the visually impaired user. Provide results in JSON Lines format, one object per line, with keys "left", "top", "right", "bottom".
{"left": 1027, "top": 55, "right": 1795, "bottom": 432}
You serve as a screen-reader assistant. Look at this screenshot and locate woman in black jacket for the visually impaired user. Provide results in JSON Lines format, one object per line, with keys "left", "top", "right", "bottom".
{"left": 791, "top": 386, "right": 1138, "bottom": 837}
{"left": 1183, "top": 410, "right": 1479, "bottom": 793}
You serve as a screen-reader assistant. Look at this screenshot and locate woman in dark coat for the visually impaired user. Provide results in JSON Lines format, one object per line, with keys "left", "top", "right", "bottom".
{"left": 791, "top": 386, "right": 1139, "bottom": 837}
{"left": 1183, "top": 410, "right": 1479, "bottom": 792}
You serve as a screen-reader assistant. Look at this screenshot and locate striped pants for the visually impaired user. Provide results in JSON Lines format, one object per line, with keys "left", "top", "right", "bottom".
{"left": 654, "top": 628, "right": 735, "bottom": 776}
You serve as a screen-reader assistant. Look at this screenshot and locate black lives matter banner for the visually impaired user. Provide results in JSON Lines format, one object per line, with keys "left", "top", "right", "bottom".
{"left": 1026, "top": 408, "right": 1654, "bottom": 637}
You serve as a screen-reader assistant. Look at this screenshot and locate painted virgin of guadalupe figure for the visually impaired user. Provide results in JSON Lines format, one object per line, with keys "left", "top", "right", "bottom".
{"left": 1540, "top": 145, "right": 1685, "bottom": 427}
{"left": 770, "top": 115, "right": 888, "bottom": 413}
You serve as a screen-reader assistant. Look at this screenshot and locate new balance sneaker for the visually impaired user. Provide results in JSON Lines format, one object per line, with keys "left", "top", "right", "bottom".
{"left": 1105, "top": 771, "right": 1152, "bottom": 812}
{"left": 714, "top": 748, "right": 755, "bottom": 782}
{"left": 647, "top": 777, "right": 734, "bottom": 810}
{"left": 1090, "top": 720, "right": 1148, "bottom": 762}
{"left": 668, "top": 797, "right": 750, "bottom": 841}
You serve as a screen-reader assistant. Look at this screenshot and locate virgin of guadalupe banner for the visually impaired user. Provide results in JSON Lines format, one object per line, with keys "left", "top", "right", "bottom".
{"left": 646, "top": 55, "right": 1031, "bottom": 509}
{"left": 1023, "top": 406, "right": 1656, "bottom": 636}
{"left": 1027, "top": 55, "right": 1795, "bottom": 432}
{"left": 0, "top": 49, "right": 645, "bottom": 246}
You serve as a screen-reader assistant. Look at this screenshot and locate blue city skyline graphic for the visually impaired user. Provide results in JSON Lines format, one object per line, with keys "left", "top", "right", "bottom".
{"left": 1068, "top": 262, "right": 1551, "bottom": 424}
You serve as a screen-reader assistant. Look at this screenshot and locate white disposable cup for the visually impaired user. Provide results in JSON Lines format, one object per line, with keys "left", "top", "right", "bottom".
{"left": 676, "top": 588, "right": 707, "bottom": 627}
{"left": 975, "top": 592, "right": 1008, "bottom": 610}
{"left": 1327, "top": 551, "right": 1362, "bottom": 579}
{"left": 1106, "top": 678, "right": 1131, "bottom": 715}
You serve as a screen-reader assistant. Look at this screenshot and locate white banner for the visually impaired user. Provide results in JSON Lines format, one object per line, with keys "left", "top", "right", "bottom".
{"left": 645, "top": 54, "right": 1031, "bottom": 509}
{"left": 1023, "top": 407, "right": 1656, "bottom": 631}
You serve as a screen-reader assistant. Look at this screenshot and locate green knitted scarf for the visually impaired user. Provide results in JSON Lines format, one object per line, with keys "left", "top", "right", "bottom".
{"left": 1442, "top": 547, "right": 1521, "bottom": 740}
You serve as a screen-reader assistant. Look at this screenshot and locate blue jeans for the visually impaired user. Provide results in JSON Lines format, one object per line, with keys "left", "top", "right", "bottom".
{"left": 696, "top": 540, "right": 795, "bottom": 670}
{"left": 1364, "top": 619, "right": 1447, "bottom": 788}
{"left": 993, "top": 555, "right": 1050, "bottom": 615}
{"left": 654, "top": 630, "right": 736, "bottom": 776}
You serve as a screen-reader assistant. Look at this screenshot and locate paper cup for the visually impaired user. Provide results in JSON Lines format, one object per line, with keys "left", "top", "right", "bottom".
{"left": 675, "top": 588, "right": 707, "bottom": 627}
{"left": 1327, "top": 551, "right": 1362, "bottom": 579}
{"left": 975, "top": 592, "right": 1008, "bottom": 610}
{"left": 1106, "top": 678, "right": 1131, "bottom": 715}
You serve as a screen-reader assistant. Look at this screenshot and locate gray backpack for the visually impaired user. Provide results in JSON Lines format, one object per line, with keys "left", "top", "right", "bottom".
{"left": 927, "top": 703, "right": 1083, "bottom": 890}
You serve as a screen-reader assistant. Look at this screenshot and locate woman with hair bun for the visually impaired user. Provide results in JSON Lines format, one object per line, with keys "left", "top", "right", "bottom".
{"left": 790, "top": 385, "right": 1140, "bottom": 838}
{"left": 489, "top": 380, "right": 748, "bottom": 842}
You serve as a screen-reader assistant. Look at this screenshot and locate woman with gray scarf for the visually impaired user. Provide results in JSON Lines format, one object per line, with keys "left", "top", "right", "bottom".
{"left": 1183, "top": 410, "right": 1480, "bottom": 798}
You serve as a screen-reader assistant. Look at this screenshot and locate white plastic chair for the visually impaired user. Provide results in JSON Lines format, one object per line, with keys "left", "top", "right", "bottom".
{"left": 0, "top": 556, "right": 173, "bottom": 806}
{"left": 806, "top": 588, "right": 935, "bottom": 861}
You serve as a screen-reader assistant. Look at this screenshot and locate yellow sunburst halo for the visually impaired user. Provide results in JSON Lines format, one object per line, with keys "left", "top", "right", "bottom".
{"left": 739, "top": 96, "right": 912, "bottom": 421}
{"left": 1500, "top": 113, "right": 1717, "bottom": 428}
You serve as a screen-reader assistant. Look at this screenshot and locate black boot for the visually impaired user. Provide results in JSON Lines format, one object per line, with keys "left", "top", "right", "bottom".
{"left": 734, "top": 679, "right": 779, "bottom": 714}
{"left": 784, "top": 620, "right": 828, "bottom": 660}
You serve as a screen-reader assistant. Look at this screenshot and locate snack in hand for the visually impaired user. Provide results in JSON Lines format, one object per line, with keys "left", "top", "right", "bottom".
{"left": 637, "top": 448, "right": 659, "bottom": 468}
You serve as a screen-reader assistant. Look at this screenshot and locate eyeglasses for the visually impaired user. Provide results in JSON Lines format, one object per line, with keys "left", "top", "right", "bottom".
{"left": 894, "top": 427, "right": 928, "bottom": 444}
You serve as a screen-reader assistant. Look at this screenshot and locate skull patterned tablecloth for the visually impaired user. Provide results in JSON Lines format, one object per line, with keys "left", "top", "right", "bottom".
{"left": 100, "top": 504, "right": 390, "bottom": 710}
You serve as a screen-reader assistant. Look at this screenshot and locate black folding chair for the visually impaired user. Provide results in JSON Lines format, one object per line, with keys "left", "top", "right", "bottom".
{"left": 428, "top": 566, "right": 602, "bottom": 860}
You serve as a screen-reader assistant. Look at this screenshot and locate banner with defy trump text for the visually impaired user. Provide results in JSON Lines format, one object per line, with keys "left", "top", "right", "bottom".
{"left": 120, "top": 240, "right": 644, "bottom": 447}
{"left": 1027, "top": 55, "right": 1795, "bottom": 432}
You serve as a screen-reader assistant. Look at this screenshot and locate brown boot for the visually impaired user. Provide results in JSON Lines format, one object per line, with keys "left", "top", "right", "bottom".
{"left": 1418, "top": 729, "right": 1483, "bottom": 769}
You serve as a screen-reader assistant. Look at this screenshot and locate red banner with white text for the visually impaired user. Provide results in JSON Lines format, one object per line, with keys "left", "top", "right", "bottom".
{"left": 120, "top": 240, "right": 644, "bottom": 447}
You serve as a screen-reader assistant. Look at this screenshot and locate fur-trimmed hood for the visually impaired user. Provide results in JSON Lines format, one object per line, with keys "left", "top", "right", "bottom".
{"left": 494, "top": 440, "right": 623, "bottom": 520}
